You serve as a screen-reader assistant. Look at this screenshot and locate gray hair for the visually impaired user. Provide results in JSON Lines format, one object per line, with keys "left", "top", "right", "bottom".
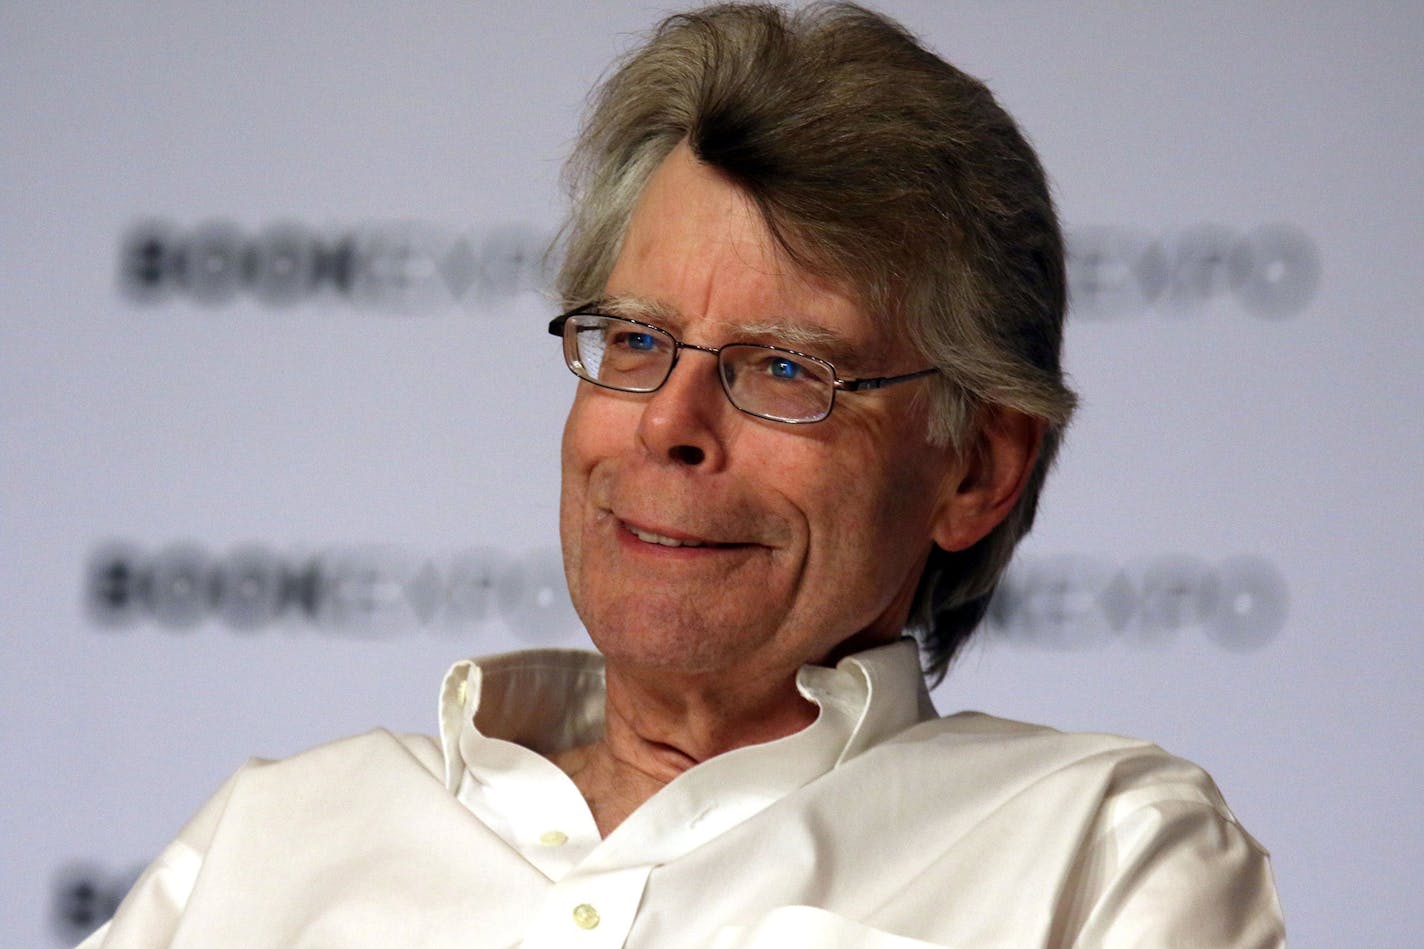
{"left": 557, "top": 2, "right": 1076, "bottom": 682}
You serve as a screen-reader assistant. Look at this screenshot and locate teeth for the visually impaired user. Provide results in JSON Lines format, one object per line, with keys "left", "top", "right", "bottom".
{"left": 628, "top": 525, "right": 706, "bottom": 547}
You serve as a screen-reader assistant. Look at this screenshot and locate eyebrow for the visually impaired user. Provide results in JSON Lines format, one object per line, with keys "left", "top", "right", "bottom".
{"left": 735, "top": 320, "right": 863, "bottom": 369}
{"left": 591, "top": 295, "right": 867, "bottom": 371}
{"left": 593, "top": 294, "right": 680, "bottom": 325}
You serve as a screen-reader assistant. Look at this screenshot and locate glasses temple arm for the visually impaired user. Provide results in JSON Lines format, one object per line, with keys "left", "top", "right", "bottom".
{"left": 836, "top": 367, "right": 937, "bottom": 392}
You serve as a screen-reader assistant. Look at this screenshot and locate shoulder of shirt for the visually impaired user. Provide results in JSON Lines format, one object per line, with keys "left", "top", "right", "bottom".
{"left": 153, "top": 730, "right": 445, "bottom": 857}
{"left": 892, "top": 709, "right": 1180, "bottom": 762}
{"left": 873, "top": 711, "right": 1242, "bottom": 823}
{"left": 231, "top": 728, "right": 444, "bottom": 782}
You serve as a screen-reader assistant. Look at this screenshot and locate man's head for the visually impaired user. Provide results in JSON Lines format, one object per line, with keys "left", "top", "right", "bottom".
{"left": 556, "top": 2, "right": 1076, "bottom": 682}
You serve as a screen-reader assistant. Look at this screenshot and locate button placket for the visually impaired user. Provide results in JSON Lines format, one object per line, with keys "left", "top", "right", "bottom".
{"left": 522, "top": 865, "right": 652, "bottom": 948}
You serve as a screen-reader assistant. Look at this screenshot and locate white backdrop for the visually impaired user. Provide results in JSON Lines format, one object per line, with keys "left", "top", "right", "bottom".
{"left": 4, "top": 3, "right": 1421, "bottom": 946}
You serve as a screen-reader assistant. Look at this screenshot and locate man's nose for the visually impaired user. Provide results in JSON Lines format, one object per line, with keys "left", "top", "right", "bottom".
{"left": 634, "top": 349, "right": 729, "bottom": 469}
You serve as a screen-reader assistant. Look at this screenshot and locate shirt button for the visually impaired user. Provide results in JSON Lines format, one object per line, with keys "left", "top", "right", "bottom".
{"left": 572, "top": 903, "right": 600, "bottom": 930}
{"left": 539, "top": 830, "right": 569, "bottom": 847}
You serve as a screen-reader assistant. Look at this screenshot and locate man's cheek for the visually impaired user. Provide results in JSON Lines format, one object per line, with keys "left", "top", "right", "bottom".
{"left": 566, "top": 393, "right": 630, "bottom": 462}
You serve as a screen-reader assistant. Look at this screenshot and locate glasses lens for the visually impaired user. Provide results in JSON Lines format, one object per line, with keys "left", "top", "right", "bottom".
{"left": 720, "top": 344, "right": 835, "bottom": 422}
{"left": 565, "top": 314, "right": 674, "bottom": 392}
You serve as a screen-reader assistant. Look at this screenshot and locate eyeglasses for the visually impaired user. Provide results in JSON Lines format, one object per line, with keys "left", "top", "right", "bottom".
{"left": 548, "top": 310, "right": 936, "bottom": 424}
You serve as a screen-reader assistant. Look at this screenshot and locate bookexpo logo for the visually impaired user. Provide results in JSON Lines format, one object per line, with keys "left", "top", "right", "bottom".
{"left": 1068, "top": 224, "right": 1320, "bottom": 319}
{"left": 985, "top": 553, "right": 1288, "bottom": 651}
{"left": 118, "top": 220, "right": 553, "bottom": 312}
{"left": 52, "top": 862, "right": 143, "bottom": 944}
{"left": 84, "top": 543, "right": 1282, "bottom": 652}
{"left": 85, "top": 542, "right": 579, "bottom": 640}
{"left": 119, "top": 220, "right": 1321, "bottom": 319}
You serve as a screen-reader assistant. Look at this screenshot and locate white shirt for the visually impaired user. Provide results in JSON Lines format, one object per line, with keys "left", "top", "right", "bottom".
{"left": 81, "top": 641, "right": 1284, "bottom": 947}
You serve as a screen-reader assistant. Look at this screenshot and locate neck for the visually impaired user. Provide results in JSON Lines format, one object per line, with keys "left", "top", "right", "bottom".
{"left": 552, "top": 662, "right": 819, "bottom": 837}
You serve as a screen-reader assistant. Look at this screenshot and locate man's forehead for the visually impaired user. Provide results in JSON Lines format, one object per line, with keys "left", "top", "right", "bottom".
{"left": 594, "top": 293, "right": 895, "bottom": 371}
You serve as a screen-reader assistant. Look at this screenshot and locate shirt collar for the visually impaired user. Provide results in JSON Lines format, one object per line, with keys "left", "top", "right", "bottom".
{"left": 437, "top": 638, "right": 934, "bottom": 798}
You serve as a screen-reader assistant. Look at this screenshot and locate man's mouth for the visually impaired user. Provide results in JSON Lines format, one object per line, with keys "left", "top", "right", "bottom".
{"left": 624, "top": 523, "right": 718, "bottom": 548}
{"left": 618, "top": 519, "right": 744, "bottom": 549}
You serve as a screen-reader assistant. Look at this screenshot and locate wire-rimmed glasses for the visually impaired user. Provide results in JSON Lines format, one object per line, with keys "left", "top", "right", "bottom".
{"left": 548, "top": 310, "right": 936, "bottom": 424}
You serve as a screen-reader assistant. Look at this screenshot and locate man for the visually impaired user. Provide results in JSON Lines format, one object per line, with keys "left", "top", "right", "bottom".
{"left": 84, "top": 4, "right": 1283, "bottom": 946}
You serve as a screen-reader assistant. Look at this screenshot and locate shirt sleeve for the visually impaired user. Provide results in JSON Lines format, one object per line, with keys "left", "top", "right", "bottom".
{"left": 74, "top": 765, "right": 250, "bottom": 949}
{"left": 1073, "top": 792, "right": 1285, "bottom": 948}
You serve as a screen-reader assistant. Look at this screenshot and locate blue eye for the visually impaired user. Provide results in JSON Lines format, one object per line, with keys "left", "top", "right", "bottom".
{"left": 626, "top": 332, "right": 656, "bottom": 351}
{"left": 770, "top": 357, "right": 801, "bottom": 380}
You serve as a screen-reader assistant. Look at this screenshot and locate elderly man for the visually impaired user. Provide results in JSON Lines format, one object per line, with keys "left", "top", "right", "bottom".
{"left": 84, "top": 4, "right": 1283, "bottom": 947}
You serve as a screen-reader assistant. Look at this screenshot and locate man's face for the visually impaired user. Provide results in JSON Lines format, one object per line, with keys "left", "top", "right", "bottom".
{"left": 560, "top": 143, "right": 958, "bottom": 685}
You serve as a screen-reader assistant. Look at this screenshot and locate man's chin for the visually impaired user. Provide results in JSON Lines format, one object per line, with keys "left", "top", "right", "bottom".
{"left": 583, "top": 611, "right": 774, "bottom": 680}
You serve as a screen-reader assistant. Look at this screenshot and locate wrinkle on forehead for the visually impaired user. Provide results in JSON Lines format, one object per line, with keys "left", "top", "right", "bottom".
{"left": 596, "top": 293, "right": 870, "bottom": 369}
{"left": 598, "top": 292, "right": 888, "bottom": 370}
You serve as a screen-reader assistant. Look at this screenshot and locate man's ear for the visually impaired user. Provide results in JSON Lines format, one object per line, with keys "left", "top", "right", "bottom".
{"left": 931, "top": 408, "right": 1043, "bottom": 552}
